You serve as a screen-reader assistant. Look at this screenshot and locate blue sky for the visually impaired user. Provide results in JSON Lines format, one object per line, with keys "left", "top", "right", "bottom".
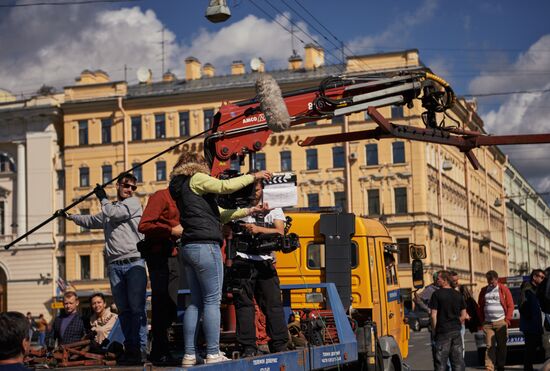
{"left": 1, "top": 0, "right": 550, "bottom": 194}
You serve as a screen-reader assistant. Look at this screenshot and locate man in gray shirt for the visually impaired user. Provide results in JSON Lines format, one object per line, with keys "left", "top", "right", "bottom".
{"left": 64, "top": 172, "right": 146, "bottom": 365}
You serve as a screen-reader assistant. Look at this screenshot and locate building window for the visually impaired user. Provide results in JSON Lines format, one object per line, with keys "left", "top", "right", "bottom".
{"left": 394, "top": 187, "right": 408, "bottom": 214}
{"left": 78, "top": 120, "right": 88, "bottom": 145}
{"left": 132, "top": 163, "right": 142, "bottom": 183}
{"left": 367, "top": 189, "right": 380, "bottom": 215}
{"left": 179, "top": 111, "right": 190, "bottom": 137}
{"left": 79, "top": 167, "right": 89, "bottom": 187}
{"left": 334, "top": 191, "right": 346, "bottom": 211}
{"left": 0, "top": 153, "right": 16, "bottom": 173}
{"left": 0, "top": 201, "right": 4, "bottom": 235}
{"left": 80, "top": 255, "right": 90, "bottom": 280}
{"left": 392, "top": 141, "right": 405, "bottom": 164}
{"left": 332, "top": 146, "right": 345, "bottom": 168}
{"left": 332, "top": 115, "right": 344, "bottom": 124}
{"left": 365, "top": 143, "right": 378, "bottom": 166}
{"left": 80, "top": 209, "right": 90, "bottom": 232}
{"left": 391, "top": 105, "right": 404, "bottom": 119}
{"left": 230, "top": 157, "right": 240, "bottom": 171}
{"left": 306, "top": 149, "right": 318, "bottom": 170}
{"left": 56, "top": 170, "right": 65, "bottom": 190}
{"left": 254, "top": 153, "right": 266, "bottom": 171}
{"left": 101, "top": 119, "right": 112, "bottom": 144}
{"left": 155, "top": 114, "right": 166, "bottom": 139}
{"left": 307, "top": 193, "right": 319, "bottom": 209}
{"left": 131, "top": 116, "right": 142, "bottom": 141}
{"left": 156, "top": 161, "right": 166, "bottom": 181}
{"left": 204, "top": 109, "right": 214, "bottom": 131}
{"left": 102, "top": 165, "right": 112, "bottom": 184}
{"left": 280, "top": 151, "right": 292, "bottom": 171}
{"left": 307, "top": 243, "right": 359, "bottom": 270}
{"left": 396, "top": 237, "right": 410, "bottom": 264}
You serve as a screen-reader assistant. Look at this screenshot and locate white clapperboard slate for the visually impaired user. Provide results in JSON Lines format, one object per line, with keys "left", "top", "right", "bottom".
{"left": 262, "top": 172, "right": 297, "bottom": 208}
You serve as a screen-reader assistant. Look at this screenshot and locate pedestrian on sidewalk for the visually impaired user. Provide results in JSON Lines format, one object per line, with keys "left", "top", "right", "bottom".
{"left": 429, "top": 270, "right": 467, "bottom": 371}
{"left": 477, "top": 270, "right": 514, "bottom": 371}
{"left": 36, "top": 314, "right": 48, "bottom": 348}
{"left": 519, "top": 269, "right": 545, "bottom": 371}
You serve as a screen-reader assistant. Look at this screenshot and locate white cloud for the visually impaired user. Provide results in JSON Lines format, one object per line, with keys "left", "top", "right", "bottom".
{"left": 0, "top": 6, "right": 318, "bottom": 95}
{"left": 0, "top": 5, "right": 172, "bottom": 94}
{"left": 469, "top": 34, "right": 550, "bottom": 193}
{"left": 173, "top": 13, "right": 317, "bottom": 76}
{"left": 347, "top": 0, "right": 438, "bottom": 54}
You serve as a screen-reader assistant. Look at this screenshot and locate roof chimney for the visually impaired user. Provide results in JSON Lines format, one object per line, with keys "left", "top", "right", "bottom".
{"left": 231, "top": 60, "right": 245, "bottom": 75}
{"left": 76, "top": 69, "right": 111, "bottom": 85}
{"left": 304, "top": 44, "right": 324, "bottom": 70}
{"left": 288, "top": 54, "right": 303, "bottom": 70}
{"left": 203, "top": 63, "right": 215, "bottom": 78}
{"left": 162, "top": 71, "right": 176, "bottom": 82}
{"left": 185, "top": 57, "right": 202, "bottom": 80}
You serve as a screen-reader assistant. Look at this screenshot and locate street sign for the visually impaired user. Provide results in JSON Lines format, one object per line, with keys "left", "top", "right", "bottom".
{"left": 51, "top": 301, "right": 64, "bottom": 309}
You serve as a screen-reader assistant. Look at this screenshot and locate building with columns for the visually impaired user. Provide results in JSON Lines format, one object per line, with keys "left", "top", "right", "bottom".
{"left": 0, "top": 90, "right": 65, "bottom": 319}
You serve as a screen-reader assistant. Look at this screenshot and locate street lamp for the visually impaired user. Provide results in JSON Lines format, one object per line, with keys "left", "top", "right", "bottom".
{"left": 205, "top": 0, "right": 231, "bottom": 23}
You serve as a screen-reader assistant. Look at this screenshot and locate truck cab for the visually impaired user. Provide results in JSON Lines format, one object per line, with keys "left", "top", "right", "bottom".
{"left": 276, "top": 211, "right": 423, "bottom": 370}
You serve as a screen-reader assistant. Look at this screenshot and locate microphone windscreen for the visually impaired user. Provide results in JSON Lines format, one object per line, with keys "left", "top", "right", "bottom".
{"left": 256, "top": 74, "right": 290, "bottom": 132}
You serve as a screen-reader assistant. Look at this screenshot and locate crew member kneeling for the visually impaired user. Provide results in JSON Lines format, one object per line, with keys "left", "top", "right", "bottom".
{"left": 231, "top": 180, "right": 289, "bottom": 357}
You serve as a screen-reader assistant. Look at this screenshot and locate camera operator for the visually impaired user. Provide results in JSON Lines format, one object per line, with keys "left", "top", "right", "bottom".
{"left": 231, "top": 180, "right": 289, "bottom": 357}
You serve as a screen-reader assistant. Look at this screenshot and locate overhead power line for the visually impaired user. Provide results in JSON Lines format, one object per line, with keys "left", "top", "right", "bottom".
{"left": 250, "top": 0, "right": 342, "bottom": 66}
{"left": 0, "top": 0, "right": 140, "bottom": 7}
{"left": 464, "top": 88, "right": 550, "bottom": 98}
{"left": 286, "top": 0, "right": 375, "bottom": 72}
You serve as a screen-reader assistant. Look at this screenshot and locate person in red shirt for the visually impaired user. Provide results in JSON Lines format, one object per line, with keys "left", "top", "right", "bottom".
{"left": 138, "top": 187, "right": 182, "bottom": 366}
{"left": 477, "top": 270, "right": 514, "bottom": 371}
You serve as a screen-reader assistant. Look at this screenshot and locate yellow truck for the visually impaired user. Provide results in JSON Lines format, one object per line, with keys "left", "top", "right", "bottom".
{"left": 276, "top": 211, "right": 426, "bottom": 370}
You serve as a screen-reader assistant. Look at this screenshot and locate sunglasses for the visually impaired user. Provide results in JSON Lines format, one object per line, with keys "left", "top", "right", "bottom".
{"left": 119, "top": 183, "right": 137, "bottom": 191}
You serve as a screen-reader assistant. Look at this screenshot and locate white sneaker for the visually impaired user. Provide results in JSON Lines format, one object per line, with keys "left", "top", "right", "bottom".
{"left": 181, "top": 354, "right": 197, "bottom": 367}
{"left": 205, "top": 352, "right": 230, "bottom": 364}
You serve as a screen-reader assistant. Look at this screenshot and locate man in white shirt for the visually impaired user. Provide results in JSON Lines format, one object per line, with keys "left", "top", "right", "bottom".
{"left": 230, "top": 181, "right": 289, "bottom": 357}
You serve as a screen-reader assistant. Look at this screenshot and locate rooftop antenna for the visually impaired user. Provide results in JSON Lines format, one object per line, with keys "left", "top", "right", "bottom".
{"left": 291, "top": 23, "right": 297, "bottom": 56}
{"left": 160, "top": 27, "right": 165, "bottom": 75}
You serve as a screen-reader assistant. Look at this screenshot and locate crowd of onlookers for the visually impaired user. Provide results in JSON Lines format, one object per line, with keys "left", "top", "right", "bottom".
{"left": 415, "top": 268, "right": 550, "bottom": 371}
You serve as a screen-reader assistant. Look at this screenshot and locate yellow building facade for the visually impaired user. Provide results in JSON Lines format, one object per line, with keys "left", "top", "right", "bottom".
{"left": 60, "top": 48, "right": 507, "bottom": 297}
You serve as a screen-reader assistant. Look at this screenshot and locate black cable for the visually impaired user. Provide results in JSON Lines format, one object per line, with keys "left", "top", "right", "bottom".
{"left": 250, "top": 0, "right": 341, "bottom": 66}
{"left": 291, "top": 0, "right": 374, "bottom": 72}
{"left": 0, "top": 0, "right": 140, "bottom": 7}
{"left": 463, "top": 88, "right": 550, "bottom": 98}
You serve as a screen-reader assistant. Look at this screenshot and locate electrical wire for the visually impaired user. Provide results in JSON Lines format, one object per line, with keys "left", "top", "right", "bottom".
{"left": 288, "top": 0, "right": 375, "bottom": 72}
{"left": 0, "top": 0, "right": 140, "bottom": 7}
{"left": 463, "top": 88, "right": 550, "bottom": 98}
{"left": 249, "top": 0, "right": 341, "bottom": 66}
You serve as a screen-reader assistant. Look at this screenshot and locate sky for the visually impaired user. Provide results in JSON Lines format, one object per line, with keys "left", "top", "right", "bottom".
{"left": 1, "top": 0, "right": 550, "bottom": 199}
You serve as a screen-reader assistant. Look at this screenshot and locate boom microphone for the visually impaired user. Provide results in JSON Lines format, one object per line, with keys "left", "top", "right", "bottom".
{"left": 256, "top": 74, "right": 291, "bottom": 132}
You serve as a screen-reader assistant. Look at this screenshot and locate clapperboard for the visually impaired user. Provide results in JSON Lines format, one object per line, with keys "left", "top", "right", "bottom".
{"left": 262, "top": 172, "right": 297, "bottom": 208}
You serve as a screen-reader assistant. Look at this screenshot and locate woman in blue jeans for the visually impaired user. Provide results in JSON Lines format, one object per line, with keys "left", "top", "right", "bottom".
{"left": 169, "top": 152, "right": 270, "bottom": 366}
